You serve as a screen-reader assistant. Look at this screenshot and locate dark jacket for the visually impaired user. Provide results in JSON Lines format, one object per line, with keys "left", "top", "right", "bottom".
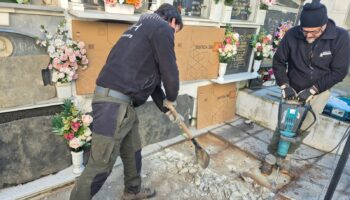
{"left": 273, "top": 19, "right": 350, "bottom": 93}
{"left": 96, "top": 14, "right": 179, "bottom": 112}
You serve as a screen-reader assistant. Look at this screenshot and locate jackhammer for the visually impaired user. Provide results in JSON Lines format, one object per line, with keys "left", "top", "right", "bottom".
{"left": 261, "top": 99, "right": 316, "bottom": 175}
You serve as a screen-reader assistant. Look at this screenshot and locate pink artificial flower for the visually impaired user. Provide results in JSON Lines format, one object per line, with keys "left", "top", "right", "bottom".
{"left": 69, "top": 137, "right": 82, "bottom": 149}
{"left": 60, "top": 54, "right": 68, "bottom": 61}
{"left": 74, "top": 50, "right": 81, "bottom": 58}
{"left": 225, "top": 37, "right": 232, "bottom": 44}
{"left": 54, "top": 63, "right": 63, "bottom": 70}
{"left": 63, "top": 62, "right": 70, "bottom": 68}
{"left": 80, "top": 48, "right": 87, "bottom": 55}
{"left": 268, "top": 68, "right": 274, "bottom": 75}
{"left": 66, "top": 48, "right": 74, "bottom": 57}
{"left": 82, "top": 114, "right": 93, "bottom": 126}
{"left": 72, "top": 73, "right": 78, "bottom": 80}
{"left": 78, "top": 41, "right": 85, "bottom": 49}
{"left": 82, "top": 58, "right": 89, "bottom": 65}
{"left": 69, "top": 55, "right": 76, "bottom": 63}
{"left": 71, "top": 122, "right": 81, "bottom": 132}
{"left": 48, "top": 64, "right": 53, "bottom": 69}
{"left": 53, "top": 57, "right": 60, "bottom": 65}
{"left": 262, "top": 37, "right": 270, "bottom": 44}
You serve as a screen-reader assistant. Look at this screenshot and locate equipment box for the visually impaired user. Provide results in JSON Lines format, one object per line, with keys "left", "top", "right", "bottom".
{"left": 323, "top": 96, "right": 350, "bottom": 122}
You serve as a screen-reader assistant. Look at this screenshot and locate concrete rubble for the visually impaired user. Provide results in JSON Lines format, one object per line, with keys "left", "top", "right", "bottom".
{"left": 7, "top": 117, "right": 350, "bottom": 200}
{"left": 154, "top": 149, "right": 274, "bottom": 200}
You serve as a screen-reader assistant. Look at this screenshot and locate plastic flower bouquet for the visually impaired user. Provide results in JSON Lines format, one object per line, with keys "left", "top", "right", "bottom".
{"left": 52, "top": 99, "right": 93, "bottom": 152}
{"left": 217, "top": 30, "right": 240, "bottom": 63}
{"left": 260, "top": 0, "right": 276, "bottom": 10}
{"left": 104, "top": 0, "right": 142, "bottom": 9}
{"left": 274, "top": 21, "right": 293, "bottom": 48}
{"left": 251, "top": 32, "right": 274, "bottom": 60}
{"left": 36, "top": 21, "right": 89, "bottom": 84}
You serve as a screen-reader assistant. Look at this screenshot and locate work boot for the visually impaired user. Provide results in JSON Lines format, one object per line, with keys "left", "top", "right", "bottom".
{"left": 260, "top": 154, "right": 277, "bottom": 176}
{"left": 122, "top": 187, "right": 156, "bottom": 200}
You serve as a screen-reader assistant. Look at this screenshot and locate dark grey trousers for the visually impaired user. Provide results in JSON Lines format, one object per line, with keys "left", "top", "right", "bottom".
{"left": 70, "top": 93, "right": 142, "bottom": 200}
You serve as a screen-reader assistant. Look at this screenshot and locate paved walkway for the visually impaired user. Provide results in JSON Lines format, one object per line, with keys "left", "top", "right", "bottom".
{"left": 26, "top": 117, "right": 350, "bottom": 200}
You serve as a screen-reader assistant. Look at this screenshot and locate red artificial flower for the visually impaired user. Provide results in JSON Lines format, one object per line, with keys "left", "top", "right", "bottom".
{"left": 64, "top": 132, "right": 75, "bottom": 140}
{"left": 71, "top": 122, "right": 81, "bottom": 132}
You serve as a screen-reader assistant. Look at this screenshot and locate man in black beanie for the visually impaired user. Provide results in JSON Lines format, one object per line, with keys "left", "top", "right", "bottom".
{"left": 261, "top": 0, "right": 350, "bottom": 175}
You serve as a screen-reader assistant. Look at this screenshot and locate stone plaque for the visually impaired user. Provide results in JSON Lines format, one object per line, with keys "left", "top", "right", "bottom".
{"left": 230, "top": 0, "right": 252, "bottom": 20}
{"left": 264, "top": 10, "right": 297, "bottom": 35}
{"left": 225, "top": 27, "right": 257, "bottom": 75}
{"left": 0, "top": 32, "right": 46, "bottom": 57}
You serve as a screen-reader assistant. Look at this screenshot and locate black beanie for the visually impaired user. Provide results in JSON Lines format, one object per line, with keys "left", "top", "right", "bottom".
{"left": 300, "top": 0, "right": 328, "bottom": 27}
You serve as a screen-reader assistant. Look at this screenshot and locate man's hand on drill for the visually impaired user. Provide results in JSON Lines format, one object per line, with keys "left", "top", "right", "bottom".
{"left": 297, "top": 86, "right": 318, "bottom": 103}
{"left": 281, "top": 84, "right": 297, "bottom": 100}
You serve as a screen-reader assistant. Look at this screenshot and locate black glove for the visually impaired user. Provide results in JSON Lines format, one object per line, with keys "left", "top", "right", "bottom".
{"left": 281, "top": 84, "right": 297, "bottom": 100}
{"left": 298, "top": 87, "right": 317, "bottom": 103}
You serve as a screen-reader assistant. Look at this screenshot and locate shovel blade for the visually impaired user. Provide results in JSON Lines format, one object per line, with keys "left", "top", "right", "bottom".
{"left": 195, "top": 147, "right": 210, "bottom": 169}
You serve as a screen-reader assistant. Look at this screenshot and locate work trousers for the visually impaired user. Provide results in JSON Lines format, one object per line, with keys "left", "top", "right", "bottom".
{"left": 70, "top": 92, "right": 142, "bottom": 200}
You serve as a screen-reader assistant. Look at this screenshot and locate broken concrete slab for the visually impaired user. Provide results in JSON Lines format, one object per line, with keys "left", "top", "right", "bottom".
{"left": 235, "top": 135, "right": 270, "bottom": 160}
{"left": 230, "top": 118, "right": 265, "bottom": 135}
{"left": 210, "top": 125, "right": 250, "bottom": 144}
{"left": 279, "top": 164, "right": 350, "bottom": 200}
{"left": 251, "top": 129, "right": 273, "bottom": 143}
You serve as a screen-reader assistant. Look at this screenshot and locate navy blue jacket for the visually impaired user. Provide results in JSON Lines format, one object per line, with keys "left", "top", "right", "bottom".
{"left": 96, "top": 14, "right": 179, "bottom": 112}
{"left": 273, "top": 19, "right": 350, "bottom": 93}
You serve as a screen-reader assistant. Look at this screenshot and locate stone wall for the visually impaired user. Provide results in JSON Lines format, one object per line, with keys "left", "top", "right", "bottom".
{"left": 0, "top": 12, "right": 70, "bottom": 189}
{"left": 0, "top": 95, "right": 194, "bottom": 189}
{"left": 0, "top": 55, "right": 56, "bottom": 108}
{"left": 0, "top": 115, "right": 71, "bottom": 189}
{"left": 0, "top": 13, "right": 64, "bottom": 108}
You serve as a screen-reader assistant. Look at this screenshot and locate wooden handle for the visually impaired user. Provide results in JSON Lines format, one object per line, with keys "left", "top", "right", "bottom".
{"left": 166, "top": 104, "right": 193, "bottom": 140}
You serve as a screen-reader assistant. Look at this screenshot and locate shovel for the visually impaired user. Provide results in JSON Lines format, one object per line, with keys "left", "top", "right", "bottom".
{"left": 166, "top": 104, "right": 210, "bottom": 169}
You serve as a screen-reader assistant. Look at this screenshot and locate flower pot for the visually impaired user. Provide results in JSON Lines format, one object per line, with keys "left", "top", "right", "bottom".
{"left": 71, "top": 151, "right": 85, "bottom": 174}
{"left": 256, "top": 9, "right": 267, "bottom": 25}
{"left": 56, "top": 82, "right": 72, "bottom": 99}
{"left": 222, "top": 6, "right": 233, "bottom": 22}
{"left": 105, "top": 3, "right": 134, "bottom": 14}
{"left": 218, "top": 63, "right": 227, "bottom": 81}
{"left": 253, "top": 60, "right": 262, "bottom": 75}
{"left": 209, "top": 2, "right": 223, "bottom": 21}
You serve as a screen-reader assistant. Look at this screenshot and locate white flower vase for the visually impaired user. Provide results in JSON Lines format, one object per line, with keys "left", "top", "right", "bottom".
{"left": 71, "top": 151, "right": 85, "bottom": 174}
{"left": 256, "top": 9, "right": 267, "bottom": 25}
{"left": 209, "top": 2, "right": 223, "bottom": 21}
{"left": 218, "top": 63, "right": 227, "bottom": 81}
{"left": 222, "top": 6, "right": 233, "bottom": 22}
{"left": 56, "top": 82, "right": 72, "bottom": 99}
{"left": 253, "top": 60, "right": 262, "bottom": 75}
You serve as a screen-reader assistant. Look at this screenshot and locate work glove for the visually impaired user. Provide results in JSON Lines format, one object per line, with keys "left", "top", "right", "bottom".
{"left": 163, "top": 99, "right": 177, "bottom": 109}
{"left": 298, "top": 86, "right": 318, "bottom": 103}
{"left": 281, "top": 84, "right": 297, "bottom": 100}
{"left": 163, "top": 99, "right": 182, "bottom": 123}
{"left": 165, "top": 111, "right": 184, "bottom": 124}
